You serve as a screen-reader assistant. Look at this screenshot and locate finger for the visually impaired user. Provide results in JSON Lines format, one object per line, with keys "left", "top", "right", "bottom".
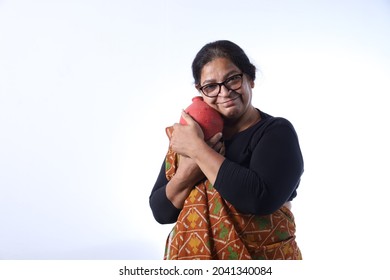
{"left": 172, "top": 122, "right": 184, "bottom": 135}
{"left": 213, "top": 141, "right": 223, "bottom": 151}
{"left": 165, "top": 126, "right": 174, "bottom": 139}
{"left": 181, "top": 110, "right": 196, "bottom": 125}
{"left": 219, "top": 144, "right": 225, "bottom": 155}
{"left": 207, "top": 132, "right": 223, "bottom": 145}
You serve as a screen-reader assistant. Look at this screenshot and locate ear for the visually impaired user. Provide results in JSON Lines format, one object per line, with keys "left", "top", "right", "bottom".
{"left": 250, "top": 80, "right": 255, "bottom": 88}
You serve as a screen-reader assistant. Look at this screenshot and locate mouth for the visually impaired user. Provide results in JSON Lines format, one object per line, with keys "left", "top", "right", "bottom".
{"left": 216, "top": 95, "right": 240, "bottom": 105}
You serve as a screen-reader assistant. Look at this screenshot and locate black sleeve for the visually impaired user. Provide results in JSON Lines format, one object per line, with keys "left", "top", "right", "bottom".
{"left": 149, "top": 159, "right": 181, "bottom": 224}
{"left": 214, "top": 121, "right": 304, "bottom": 215}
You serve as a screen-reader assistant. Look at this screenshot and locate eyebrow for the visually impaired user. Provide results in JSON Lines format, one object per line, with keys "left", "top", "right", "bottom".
{"left": 201, "top": 70, "right": 241, "bottom": 85}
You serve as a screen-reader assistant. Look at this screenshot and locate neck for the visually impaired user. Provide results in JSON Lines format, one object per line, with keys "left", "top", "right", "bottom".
{"left": 223, "top": 107, "right": 261, "bottom": 139}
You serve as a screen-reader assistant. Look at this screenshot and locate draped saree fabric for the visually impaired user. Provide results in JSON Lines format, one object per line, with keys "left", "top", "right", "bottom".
{"left": 164, "top": 127, "right": 302, "bottom": 260}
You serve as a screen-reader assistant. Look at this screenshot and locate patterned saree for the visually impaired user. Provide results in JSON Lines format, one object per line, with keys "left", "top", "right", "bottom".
{"left": 164, "top": 128, "right": 302, "bottom": 260}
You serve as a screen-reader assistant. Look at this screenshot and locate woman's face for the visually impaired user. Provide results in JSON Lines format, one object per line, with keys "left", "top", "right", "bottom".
{"left": 198, "top": 57, "right": 254, "bottom": 121}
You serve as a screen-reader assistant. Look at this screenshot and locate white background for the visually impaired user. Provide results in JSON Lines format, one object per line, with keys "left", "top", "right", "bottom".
{"left": 1, "top": 0, "right": 389, "bottom": 270}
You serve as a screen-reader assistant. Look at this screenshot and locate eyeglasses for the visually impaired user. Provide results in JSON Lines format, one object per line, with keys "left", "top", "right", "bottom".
{"left": 198, "top": 73, "right": 244, "bottom": 97}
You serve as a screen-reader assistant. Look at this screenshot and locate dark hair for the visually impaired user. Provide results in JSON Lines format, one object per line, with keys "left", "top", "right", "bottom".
{"left": 192, "top": 40, "right": 256, "bottom": 85}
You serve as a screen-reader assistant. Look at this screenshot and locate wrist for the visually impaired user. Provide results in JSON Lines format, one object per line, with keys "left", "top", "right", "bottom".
{"left": 187, "top": 137, "right": 206, "bottom": 158}
{"left": 166, "top": 176, "right": 194, "bottom": 209}
{"left": 191, "top": 139, "right": 212, "bottom": 161}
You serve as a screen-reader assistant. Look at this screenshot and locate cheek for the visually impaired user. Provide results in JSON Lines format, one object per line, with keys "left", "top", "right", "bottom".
{"left": 203, "top": 97, "right": 217, "bottom": 106}
{"left": 235, "top": 90, "right": 251, "bottom": 109}
{"left": 204, "top": 99, "right": 222, "bottom": 113}
{"left": 242, "top": 84, "right": 253, "bottom": 99}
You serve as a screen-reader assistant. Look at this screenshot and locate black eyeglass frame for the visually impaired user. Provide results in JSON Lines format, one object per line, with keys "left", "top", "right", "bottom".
{"left": 198, "top": 73, "right": 244, "bottom": 97}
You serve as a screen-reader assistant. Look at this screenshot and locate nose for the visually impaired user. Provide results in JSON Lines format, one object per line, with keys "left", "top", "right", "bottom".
{"left": 218, "top": 84, "right": 231, "bottom": 97}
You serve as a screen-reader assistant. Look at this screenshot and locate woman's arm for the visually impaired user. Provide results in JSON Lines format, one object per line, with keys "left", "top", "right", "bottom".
{"left": 165, "top": 155, "right": 205, "bottom": 209}
{"left": 149, "top": 160, "right": 180, "bottom": 224}
{"left": 169, "top": 111, "right": 224, "bottom": 185}
{"left": 214, "top": 121, "right": 304, "bottom": 215}
{"left": 149, "top": 156, "right": 211, "bottom": 224}
{"left": 149, "top": 157, "right": 204, "bottom": 224}
{"left": 149, "top": 113, "right": 224, "bottom": 224}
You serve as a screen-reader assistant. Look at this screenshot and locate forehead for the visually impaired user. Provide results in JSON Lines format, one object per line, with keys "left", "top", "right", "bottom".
{"left": 200, "top": 57, "right": 240, "bottom": 82}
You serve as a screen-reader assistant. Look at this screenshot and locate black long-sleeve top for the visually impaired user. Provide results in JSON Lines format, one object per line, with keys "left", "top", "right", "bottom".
{"left": 149, "top": 111, "right": 304, "bottom": 224}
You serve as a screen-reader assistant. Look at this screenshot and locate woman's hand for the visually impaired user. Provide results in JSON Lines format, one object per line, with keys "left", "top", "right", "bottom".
{"left": 174, "top": 155, "right": 204, "bottom": 187}
{"left": 169, "top": 111, "right": 205, "bottom": 158}
{"left": 166, "top": 111, "right": 225, "bottom": 209}
{"left": 170, "top": 110, "right": 224, "bottom": 157}
{"left": 165, "top": 112, "right": 204, "bottom": 208}
{"left": 173, "top": 130, "right": 224, "bottom": 188}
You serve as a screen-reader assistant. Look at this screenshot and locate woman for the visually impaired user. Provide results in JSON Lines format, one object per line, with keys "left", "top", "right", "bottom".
{"left": 149, "top": 40, "right": 304, "bottom": 260}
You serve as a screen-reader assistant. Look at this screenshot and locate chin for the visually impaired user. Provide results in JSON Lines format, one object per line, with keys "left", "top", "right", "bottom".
{"left": 221, "top": 108, "right": 241, "bottom": 120}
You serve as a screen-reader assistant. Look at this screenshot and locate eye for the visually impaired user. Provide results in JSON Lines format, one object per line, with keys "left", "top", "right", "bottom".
{"left": 226, "top": 74, "right": 242, "bottom": 85}
{"left": 202, "top": 83, "right": 218, "bottom": 93}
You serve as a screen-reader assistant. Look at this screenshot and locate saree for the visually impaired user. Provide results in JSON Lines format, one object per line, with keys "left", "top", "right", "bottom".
{"left": 164, "top": 128, "right": 302, "bottom": 260}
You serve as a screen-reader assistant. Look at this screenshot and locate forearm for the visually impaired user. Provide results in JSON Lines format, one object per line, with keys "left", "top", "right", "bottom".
{"left": 214, "top": 160, "right": 281, "bottom": 214}
{"left": 149, "top": 160, "right": 182, "bottom": 224}
{"left": 149, "top": 184, "right": 181, "bottom": 224}
{"left": 191, "top": 140, "right": 225, "bottom": 186}
{"left": 214, "top": 123, "right": 304, "bottom": 215}
{"left": 165, "top": 173, "right": 196, "bottom": 209}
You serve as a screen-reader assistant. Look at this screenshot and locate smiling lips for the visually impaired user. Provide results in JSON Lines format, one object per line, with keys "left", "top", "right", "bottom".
{"left": 216, "top": 95, "right": 240, "bottom": 106}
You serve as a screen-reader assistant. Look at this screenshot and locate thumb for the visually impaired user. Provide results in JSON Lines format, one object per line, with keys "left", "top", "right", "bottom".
{"left": 181, "top": 110, "right": 204, "bottom": 139}
{"left": 181, "top": 110, "right": 196, "bottom": 125}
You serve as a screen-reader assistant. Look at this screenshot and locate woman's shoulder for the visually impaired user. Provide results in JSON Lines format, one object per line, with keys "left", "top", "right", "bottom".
{"left": 223, "top": 110, "right": 300, "bottom": 161}
{"left": 257, "top": 110, "right": 295, "bottom": 131}
{"left": 248, "top": 110, "right": 299, "bottom": 144}
{"left": 226, "top": 110, "right": 298, "bottom": 144}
